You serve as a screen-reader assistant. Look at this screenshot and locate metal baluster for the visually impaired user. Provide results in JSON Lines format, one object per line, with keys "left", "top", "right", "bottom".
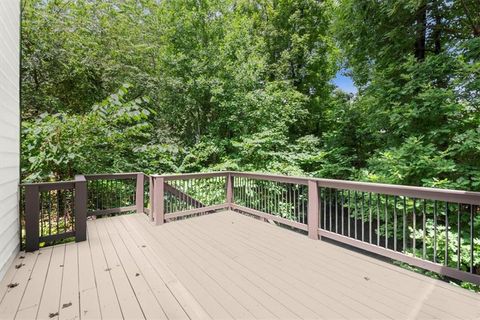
{"left": 403, "top": 197, "right": 406, "bottom": 252}
{"left": 249, "top": 179, "right": 253, "bottom": 209}
{"left": 303, "top": 186, "right": 307, "bottom": 224}
{"left": 413, "top": 198, "right": 416, "bottom": 257}
{"left": 56, "top": 190, "right": 60, "bottom": 235}
{"left": 354, "top": 191, "right": 358, "bottom": 239}
{"left": 64, "top": 190, "right": 67, "bottom": 234}
{"left": 445, "top": 202, "right": 449, "bottom": 266}
{"left": 348, "top": 190, "right": 351, "bottom": 237}
{"left": 241, "top": 177, "right": 244, "bottom": 207}
{"left": 71, "top": 189, "right": 75, "bottom": 231}
{"left": 470, "top": 205, "right": 474, "bottom": 273}
{"left": 423, "top": 199, "right": 426, "bottom": 260}
{"left": 39, "top": 192, "right": 44, "bottom": 238}
{"left": 457, "top": 203, "right": 461, "bottom": 270}
{"left": 335, "top": 190, "right": 339, "bottom": 233}
{"left": 394, "top": 196, "right": 397, "bottom": 251}
{"left": 369, "top": 193, "right": 372, "bottom": 244}
{"left": 377, "top": 194, "right": 380, "bottom": 245}
{"left": 434, "top": 200, "right": 438, "bottom": 263}
{"left": 48, "top": 191, "right": 52, "bottom": 236}
{"left": 385, "top": 195, "right": 388, "bottom": 249}
{"left": 341, "top": 190, "right": 345, "bottom": 236}
{"left": 245, "top": 179, "right": 248, "bottom": 208}
{"left": 327, "top": 188, "right": 331, "bottom": 231}
{"left": 361, "top": 192, "right": 365, "bottom": 241}
{"left": 323, "top": 188, "right": 327, "bottom": 230}
{"left": 293, "top": 185, "right": 300, "bottom": 222}
{"left": 275, "top": 182, "right": 282, "bottom": 216}
{"left": 93, "top": 180, "right": 100, "bottom": 210}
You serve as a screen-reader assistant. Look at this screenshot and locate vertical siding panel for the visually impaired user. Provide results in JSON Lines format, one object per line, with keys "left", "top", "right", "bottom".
{"left": 0, "top": 0, "right": 20, "bottom": 281}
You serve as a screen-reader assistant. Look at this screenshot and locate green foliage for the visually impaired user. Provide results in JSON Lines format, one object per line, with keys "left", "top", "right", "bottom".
{"left": 21, "top": 0, "right": 480, "bottom": 290}
{"left": 22, "top": 85, "right": 180, "bottom": 181}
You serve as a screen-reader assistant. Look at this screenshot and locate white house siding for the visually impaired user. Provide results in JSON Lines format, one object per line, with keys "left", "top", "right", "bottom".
{"left": 0, "top": 0, "right": 20, "bottom": 281}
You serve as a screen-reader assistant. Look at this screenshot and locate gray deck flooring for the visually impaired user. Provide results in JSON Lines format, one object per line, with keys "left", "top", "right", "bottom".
{"left": 1, "top": 211, "right": 479, "bottom": 320}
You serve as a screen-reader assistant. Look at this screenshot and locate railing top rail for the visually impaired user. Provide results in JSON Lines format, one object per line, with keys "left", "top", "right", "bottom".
{"left": 314, "top": 178, "right": 480, "bottom": 205}
{"left": 152, "top": 171, "right": 229, "bottom": 181}
{"left": 84, "top": 172, "right": 140, "bottom": 180}
{"left": 21, "top": 180, "right": 75, "bottom": 187}
{"left": 229, "top": 171, "right": 480, "bottom": 204}
{"left": 21, "top": 180, "right": 76, "bottom": 191}
{"left": 20, "top": 170, "right": 480, "bottom": 205}
{"left": 228, "top": 171, "right": 480, "bottom": 204}
{"left": 230, "top": 171, "right": 309, "bottom": 185}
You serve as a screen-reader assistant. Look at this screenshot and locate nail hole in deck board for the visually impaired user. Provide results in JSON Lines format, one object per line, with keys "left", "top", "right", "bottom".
{"left": 7, "top": 283, "right": 19, "bottom": 288}
{"left": 105, "top": 268, "right": 111, "bottom": 271}
{"left": 19, "top": 256, "right": 25, "bottom": 259}
{"left": 15, "top": 263, "right": 25, "bottom": 269}
{"left": 49, "top": 312, "right": 59, "bottom": 318}
{"left": 135, "top": 273, "right": 140, "bottom": 277}
{"left": 62, "top": 302, "right": 72, "bottom": 309}
{"left": 364, "top": 276, "right": 370, "bottom": 281}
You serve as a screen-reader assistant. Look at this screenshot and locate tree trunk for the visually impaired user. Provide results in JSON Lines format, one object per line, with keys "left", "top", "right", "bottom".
{"left": 414, "top": 4, "right": 427, "bottom": 61}
{"left": 433, "top": 13, "right": 442, "bottom": 54}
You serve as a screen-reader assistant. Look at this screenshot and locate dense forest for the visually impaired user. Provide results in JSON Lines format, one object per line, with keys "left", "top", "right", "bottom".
{"left": 21, "top": 0, "right": 480, "bottom": 193}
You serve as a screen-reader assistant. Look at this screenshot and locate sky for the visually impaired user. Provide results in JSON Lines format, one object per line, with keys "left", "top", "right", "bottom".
{"left": 332, "top": 70, "right": 357, "bottom": 94}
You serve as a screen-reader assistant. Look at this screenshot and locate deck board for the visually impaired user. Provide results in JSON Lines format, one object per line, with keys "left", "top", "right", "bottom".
{"left": 101, "top": 218, "right": 167, "bottom": 320}
{"left": 108, "top": 218, "right": 191, "bottom": 320}
{"left": 211, "top": 213, "right": 480, "bottom": 318}
{"left": 15, "top": 247, "right": 53, "bottom": 320}
{"left": 0, "top": 251, "right": 38, "bottom": 319}
{"left": 93, "top": 220, "right": 145, "bottom": 320}
{"left": 36, "top": 244, "right": 65, "bottom": 320}
{"left": 77, "top": 236, "right": 101, "bottom": 320}
{"left": 1, "top": 211, "right": 480, "bottom": 320}
{"left": 87, "top": 220, "right": 123, "bottom": 319}
{"left": 198, "top": 213, "right": 447, "bottom": 319}
{"left": 59, "top": 243, "right": 80, "bottom": 320}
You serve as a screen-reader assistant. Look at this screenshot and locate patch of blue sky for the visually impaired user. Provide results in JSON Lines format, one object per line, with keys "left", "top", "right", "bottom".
{"left": 331, "top": 69, "right": 357, "bottom": 94}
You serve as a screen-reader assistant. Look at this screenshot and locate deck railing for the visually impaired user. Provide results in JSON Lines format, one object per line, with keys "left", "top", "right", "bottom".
{"left": 21, "top": 171, "right": 480, "bottom": 285}
{"left": 22, "top": 173, "right": 147, "bottom": 251}
{"left": 149, "top": 172, "right": 229, "bottom": 223}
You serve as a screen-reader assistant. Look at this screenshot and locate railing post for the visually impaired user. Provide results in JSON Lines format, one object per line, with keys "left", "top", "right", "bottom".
{"left": 25, "top": 184, "right": 40, "bottom": 252}
{"left": 308, "top": 180, "right": 320, "bottom": 240}
{"left": 148, "top": 175, "right": 154, "bottom": 221}
{"left": 136, "top": 173, "right": 145, "bottom": 214}
{"left": 226, "top": 173, "right": 234, "bottom": 209}
{"left": 75, "top": 175, "right": 87, "bottom": 242}
{"left": 152, "top": 176, "right": 165, "bottom": 225}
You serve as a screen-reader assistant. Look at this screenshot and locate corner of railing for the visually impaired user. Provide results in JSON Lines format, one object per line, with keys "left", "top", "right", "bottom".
{"left": 74, "top": 175, "right": 87, "bottom": 243}
{"left": 135, "top": 173, "right": 145, "bottom": 214}
{"left": 24, "top": 183, "right": 40, "bottom": 252}
{"left": 307, "top": 179, "right": 320, "bottom": 240}
{"left": 226, "top": 172, "right": 234, "bottom": 210}
{"left": 151, "top": 175, "right": 165, "bottom": 225}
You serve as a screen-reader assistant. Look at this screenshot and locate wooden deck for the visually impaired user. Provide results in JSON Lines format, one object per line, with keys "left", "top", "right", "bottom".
{"left": 1, "top": 211, "right": 479, "bottom": 320}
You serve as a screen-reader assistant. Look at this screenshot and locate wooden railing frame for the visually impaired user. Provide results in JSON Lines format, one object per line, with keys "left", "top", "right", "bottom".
{"left": 74, "top": 175, "right": 87, "bottom": 242}
{"left": 152, "top": 176, "right": 165, "bottom": 225}
{"left": 84, "top": 173, "right": 141, "bottom": 216}
{"left": 21, "top": 170, "right": 480, "bottom": 285}
{"left": 23, "top": 172, "right": 145, "bottom": 251}
{"left": 150, "top": 173, "right": 230, "bottom": 224}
